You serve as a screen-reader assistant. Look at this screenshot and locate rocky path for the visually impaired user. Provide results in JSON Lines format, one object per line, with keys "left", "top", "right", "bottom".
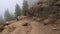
{"left": 0, "top": 17, "right": 60, "bottom": 34}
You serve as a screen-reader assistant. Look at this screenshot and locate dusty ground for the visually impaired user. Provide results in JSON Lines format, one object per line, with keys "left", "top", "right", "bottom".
{"left": 0, "top": 16, "right": 60, "bottom": 34}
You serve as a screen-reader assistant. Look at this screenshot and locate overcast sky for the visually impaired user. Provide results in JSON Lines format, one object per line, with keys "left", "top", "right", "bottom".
{"left": 0, "top": 0, "right": 23, "bottom": 16}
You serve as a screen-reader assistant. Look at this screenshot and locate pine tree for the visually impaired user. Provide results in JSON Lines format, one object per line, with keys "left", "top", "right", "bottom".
{"left": 23, "top": 0, "right": 29, "bottom": 16}
{"left": 0, "top": 15, "right": 4, "bottom": 23}
{"left": 4, "top": 9, "right": 12, "bottom": 21}
{"left": 15, "top": 4, "right": 21, "bottom": 17}
{"left": 10, "top": 12, "right": 16, "bottom": 20}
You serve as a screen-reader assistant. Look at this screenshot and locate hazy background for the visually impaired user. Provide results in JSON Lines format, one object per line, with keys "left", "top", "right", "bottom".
{"left": 0, "top": 0, "right": 40, "bottom": 16}
{"left": 0, "top": 0, "right": 23, "bottom": 16}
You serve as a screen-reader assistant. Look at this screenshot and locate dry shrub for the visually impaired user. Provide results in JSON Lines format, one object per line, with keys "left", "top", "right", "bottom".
{"left": 20, "top": 16, "right": 28, "bottom": 20}
{"left": 0, "top": 25, "right": 4, "bottom": 32}
{"left": 6, "top": 26, "right": 16, "bottom": 32}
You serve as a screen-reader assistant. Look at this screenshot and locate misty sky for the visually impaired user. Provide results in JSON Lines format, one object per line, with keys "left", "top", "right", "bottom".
{"left": 0, "top": 0, "right": 23, "bottom": 16}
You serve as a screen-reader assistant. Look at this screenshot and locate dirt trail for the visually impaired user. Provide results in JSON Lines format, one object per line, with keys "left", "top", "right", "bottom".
{"left": 0, "top": 16, "right": 60, "bottom": 34}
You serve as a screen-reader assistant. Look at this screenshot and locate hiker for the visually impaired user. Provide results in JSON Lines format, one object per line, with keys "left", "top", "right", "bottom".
{"left": 16, "top": 16, "right": 19, "bottom": 21}
{"left": 6, "top": 21, "right": 9, "bottom": 24}
{"left": 4, "top": 21, "right": 9, "bottom": 25}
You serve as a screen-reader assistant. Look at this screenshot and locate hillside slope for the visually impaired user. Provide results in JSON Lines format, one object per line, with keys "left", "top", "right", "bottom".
{"left": 0, "top": 16, "right": 60, "bottom": 34}
{"left": 28, "top": 0, "right": 60, "bottom": 19}
{"left": 0, "top": 0, "right": 60, "bottom": 34}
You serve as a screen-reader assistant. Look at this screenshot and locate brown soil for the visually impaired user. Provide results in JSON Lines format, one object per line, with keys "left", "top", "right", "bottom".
{"left": 0, "top": 16, "right": 60, "bottom": 34}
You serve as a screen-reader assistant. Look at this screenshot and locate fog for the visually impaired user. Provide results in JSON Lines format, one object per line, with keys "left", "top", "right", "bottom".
{"left": 0, "top": 0, "right": 23, "bottom": 16}
{"left": 0, "top": 0, "right": 42, "bottom": 16}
